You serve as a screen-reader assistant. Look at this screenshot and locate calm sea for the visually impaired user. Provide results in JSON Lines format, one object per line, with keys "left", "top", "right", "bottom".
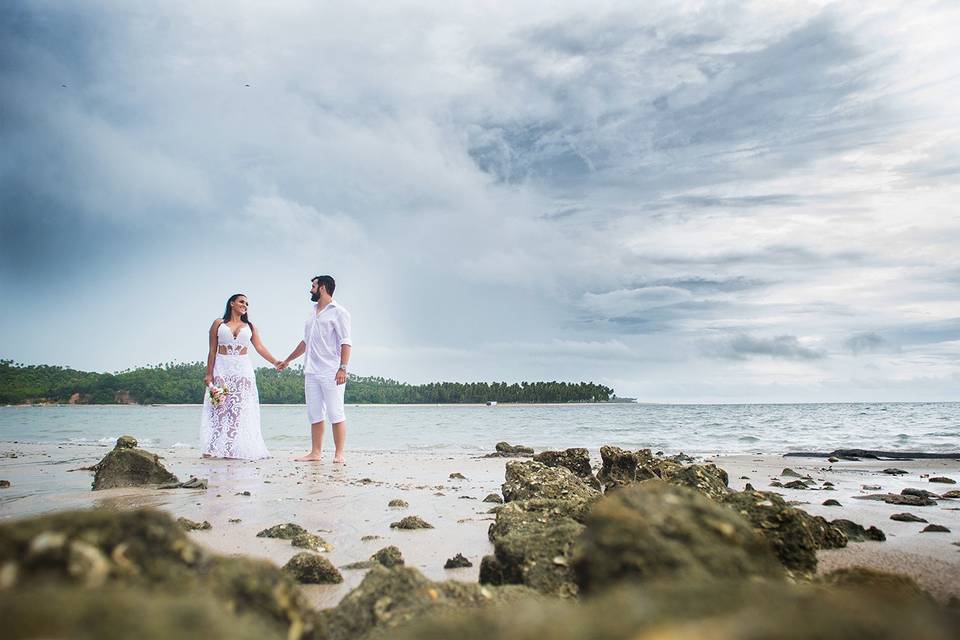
{"left": 1, "top": 403, "right": 958, "bottom": 456}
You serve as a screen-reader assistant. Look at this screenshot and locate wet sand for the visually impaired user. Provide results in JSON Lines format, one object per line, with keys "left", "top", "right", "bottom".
{"left": 1, "top": 442, "right": 958, "bottom": 605}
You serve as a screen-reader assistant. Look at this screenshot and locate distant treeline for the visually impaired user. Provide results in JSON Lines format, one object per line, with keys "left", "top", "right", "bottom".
{"left": 0, "top": 359, "right": 616, "bottom": 405}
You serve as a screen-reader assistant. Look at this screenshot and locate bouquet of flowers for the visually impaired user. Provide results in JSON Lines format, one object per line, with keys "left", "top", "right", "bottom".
{"left": 208, "top": 383, "right": 230, "bottom": 407}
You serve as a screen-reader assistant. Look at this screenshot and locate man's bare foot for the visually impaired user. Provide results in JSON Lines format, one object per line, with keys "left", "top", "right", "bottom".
{"left": 295, "top": 453, "right": 322, "bottom": 462}
{"left": 333, "top": 456, "right": 346, "bottom": 465}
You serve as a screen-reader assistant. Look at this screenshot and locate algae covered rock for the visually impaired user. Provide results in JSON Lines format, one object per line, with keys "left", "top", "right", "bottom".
{"left": 890, "top": 512, "right": 927, "bottom": 523}
{"left": 0, "top": 585, "right": 284, "bottom": 640}
{"left": 283, "top": 552, "right": 343, "bottom": 584}
{"left": 116, "top": 435, "right": 138, "bottom": 449}
{"left": 177, "top": 517, "right": 212, "bottom": 531}
{"left": 533, "top": 448, "right": 600, "bottom": 490}
{"left": 573, "top": 480, "right": 784, "bottom": 593}
{"left": 482, "top": 493, "right": 503, "bottom": 504}
{"left": 390, "top": 516, "right": 433, "bottom": 530}
{"left": 0, "top": 508, "right": 317, "bottom": 639}
{"left": 445, "top": 553, "right": 472, "bottom": 568}
{"left": 501, "top": 460, "right": 599, "bottom": 503}
{"left": 663, "top": 463, "right": 730, "bottom": 501}
{"left": 479, "top": 499, "right": 585, "bottom": 597}
{"left": 720, "top": 489, "right": 823, "bottom": 574}
{"left": 388, "top": 579, "right": 959, "bottom": 640}
{"left": 595, "top": 446, "right": 656, "bottom": 492}
{"left": 372, "top": 545, "right": 404, "bottom": 568}
{"left": 818, "top": 567, "right": 934, "bottom": 603}
{"left": 257, "top": 523, "right": 308, "bottom": 539}
{"left": 388, "top": 499, "right": 409, "bottom": 508}
{"left": 494, "top": 442, "right": 534, "bottom": 456}
{"left": 315, "top": 565, "right": 540, "bottom": 640}
{"left": 291, "top": 532, "right": 332, "bottom": 552}
{"left": 831, "top": 519, "right": 885, "bottom": 542}
{"left": 91, "top": 439, "right": 179, "bottom": 490}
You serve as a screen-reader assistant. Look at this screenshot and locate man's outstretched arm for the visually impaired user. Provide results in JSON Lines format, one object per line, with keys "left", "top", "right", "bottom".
{"left": 278, "top": 341, "right": 306, "bottom": 370}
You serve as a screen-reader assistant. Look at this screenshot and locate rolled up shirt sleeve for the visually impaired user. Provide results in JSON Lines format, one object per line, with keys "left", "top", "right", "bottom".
{"left": 337, "top": 309, "right": 352, "bottom": 346}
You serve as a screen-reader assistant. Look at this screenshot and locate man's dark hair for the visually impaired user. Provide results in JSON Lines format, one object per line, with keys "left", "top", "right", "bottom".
{"left": 312, "top": 275, "right": 336, "bottom": 296}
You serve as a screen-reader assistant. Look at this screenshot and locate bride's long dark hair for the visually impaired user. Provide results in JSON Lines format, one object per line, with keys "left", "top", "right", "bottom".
{"left": 222, "top": 293, "right": 254, "bottom": 331}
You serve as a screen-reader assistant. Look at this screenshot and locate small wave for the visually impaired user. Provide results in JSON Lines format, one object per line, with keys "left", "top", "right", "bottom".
{"left": 171, "top": 442, "right": 192, "bottom": 448}
{"left": 737, "top": 435, "right": 761, "bottom": 442}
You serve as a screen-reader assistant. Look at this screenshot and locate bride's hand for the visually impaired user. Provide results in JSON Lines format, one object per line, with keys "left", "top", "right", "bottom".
{"left": 204, "top": 373, "right": 213, "bottom": 387}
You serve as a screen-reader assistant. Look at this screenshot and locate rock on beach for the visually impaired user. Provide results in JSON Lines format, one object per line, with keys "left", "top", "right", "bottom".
{"left": 91, "top": 437, "right": 180, "bottom": 490}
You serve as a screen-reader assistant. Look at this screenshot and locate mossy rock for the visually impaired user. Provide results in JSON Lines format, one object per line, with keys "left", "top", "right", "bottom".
{"left": 388, "top": 580, "right": 959, "bottom": 640}
{"left": 495, "top": 442, "right": 534, "bottom": 455}
{"left": 0, "top": 585, "right": 283, "bottom": 640}
{"left": 390, "top": 516, "right": 433, "bottom": 530}
{"left": 479, "top": 497, "right": 597, "bottom": 596}
{"left": 445, "top": 553, "right": 472, "bottom": 569}
{"left": 315, "top": 565, "right": 540, "bottom": 640}
{"left": 818, "top": 567, "right": 934, "bottom": 603}
{"left": 533, "top": 448, "right": 600, "bottom": 490}
{"left": 388, "top": 499, "right": 409, "bottom": 508}
{"left": 721, "top": 490, "right": 826, "bottom": 574}
{"left": 501, "top": 460, "right": 599, "bottom": 503}
{"left": 662, "top": 463, "right": 730, "bottom": 501}
{"left": 115, "top": 435, "right": 138, "bottom": 449}
{"left": 291, "top": 532, "right": 332, "bottom": 552}
{"left": 595, "top": 446, "right": 657, "bottom": 492}
{"left": 91, "top": 443, "right": 179, "bottom": 490}
{"left": 573, "top": 480, "right": 784, "bottom": 593}
{"left": 283, "top": 552, "right": 343, "bottom": 584}
{"left": 177, "top": 517, "right": 212, "bottom": 531}
{"left": 257, "top": 523, "right": 308, "bottom": 539}
{"left": 372, "top": 545, "right": 404, "bottom": 568}
{"left": 0, "top": 508, "right": 317, "bottom": 639}
{"left": 830, "top": 519, "right": 885, "bottom": 542}
{"left": 482, "top": 493, "right": 503, "bottom": 503}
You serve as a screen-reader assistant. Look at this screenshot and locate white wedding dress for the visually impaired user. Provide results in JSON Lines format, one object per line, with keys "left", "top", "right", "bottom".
{"left": 200, "top": 323, "right": 271, "bottom": 459}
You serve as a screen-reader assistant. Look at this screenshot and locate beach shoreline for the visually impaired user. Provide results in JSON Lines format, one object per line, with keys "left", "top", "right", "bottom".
{"left": 1, "top": 441, "right": 959, "bottom": 606}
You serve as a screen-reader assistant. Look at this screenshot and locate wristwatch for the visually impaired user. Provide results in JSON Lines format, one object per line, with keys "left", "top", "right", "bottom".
{"left": 338, "top": 364, "right": 348, "bottom": 372}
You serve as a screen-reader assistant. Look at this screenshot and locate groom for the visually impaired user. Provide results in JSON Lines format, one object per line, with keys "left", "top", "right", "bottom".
{"left": 279, "top": 275, "right": 352, "bottom": 463}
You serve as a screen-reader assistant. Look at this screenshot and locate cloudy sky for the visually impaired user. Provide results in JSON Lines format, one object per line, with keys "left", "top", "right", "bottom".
{"left": 2, "top": 1, "right": 959, "bottom": 402}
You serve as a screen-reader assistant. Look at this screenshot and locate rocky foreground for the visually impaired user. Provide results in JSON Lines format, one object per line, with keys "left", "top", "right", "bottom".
{"left": 1, "top": 439, "right": 959, "bottom": 639}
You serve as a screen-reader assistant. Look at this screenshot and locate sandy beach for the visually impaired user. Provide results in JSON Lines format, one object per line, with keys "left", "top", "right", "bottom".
{"left": 1, "top": 441, "right": 959, "bottom": 607}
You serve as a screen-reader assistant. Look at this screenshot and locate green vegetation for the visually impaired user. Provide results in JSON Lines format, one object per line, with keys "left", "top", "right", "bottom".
{"left": 0, "top": 359, "right": 615, "bottom": 405}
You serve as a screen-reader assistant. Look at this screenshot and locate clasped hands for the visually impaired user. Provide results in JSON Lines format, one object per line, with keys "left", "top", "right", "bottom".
{"left": 272, "top": 360, "right": 346, "bottom": 384}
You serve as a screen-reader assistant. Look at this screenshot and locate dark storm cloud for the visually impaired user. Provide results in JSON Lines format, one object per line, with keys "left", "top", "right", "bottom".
{"left": 465, "top": 9, "right": 878, "bottom": 195}
{"left": 845, "top": 332, "right": 896, "bottom": 355}
{"left": 701, "top": 334, "right": 826, "bottom": 361}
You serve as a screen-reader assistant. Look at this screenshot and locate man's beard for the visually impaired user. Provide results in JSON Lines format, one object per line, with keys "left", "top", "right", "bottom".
{"left": 310, "top": 291, "right": 321, "bottom": 302}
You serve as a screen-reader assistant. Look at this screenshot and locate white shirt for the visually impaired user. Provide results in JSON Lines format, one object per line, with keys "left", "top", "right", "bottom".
{"left": 304, "top": 300, "right": 352, "bottom": 377}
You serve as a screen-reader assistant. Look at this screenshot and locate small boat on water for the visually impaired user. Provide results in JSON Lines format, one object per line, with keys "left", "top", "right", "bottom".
{"left": 486, "top": 401, "right": 497, "bottom": 406}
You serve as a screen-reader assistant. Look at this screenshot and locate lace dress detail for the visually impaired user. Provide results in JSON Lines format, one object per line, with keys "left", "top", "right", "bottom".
{"left": 200, "top": 323, "right": 271, "bottom": 459}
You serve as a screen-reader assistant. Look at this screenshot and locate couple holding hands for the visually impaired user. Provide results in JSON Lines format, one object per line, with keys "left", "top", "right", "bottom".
{"left": 200, "top": 275, "right": 351, "bottom": 463}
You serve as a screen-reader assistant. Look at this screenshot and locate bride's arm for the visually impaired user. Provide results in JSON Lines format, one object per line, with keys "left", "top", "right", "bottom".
{"left": 250, "top": 326, "right": 282, "bottom": 367}
{"left": 204, "top": 319, "right": 220, "bottom": 386}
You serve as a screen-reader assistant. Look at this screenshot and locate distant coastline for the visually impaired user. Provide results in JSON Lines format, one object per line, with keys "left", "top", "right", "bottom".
{"left": 0, "top": 359, "right": 619, "bottom": 406}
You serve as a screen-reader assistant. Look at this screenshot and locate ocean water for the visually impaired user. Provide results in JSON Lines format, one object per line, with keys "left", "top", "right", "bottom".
{"left": 1, "top": 402, "right": 958, "bottom": 456}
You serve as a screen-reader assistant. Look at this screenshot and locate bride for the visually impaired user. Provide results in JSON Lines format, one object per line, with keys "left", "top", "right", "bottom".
{"left": 200, "top": 293, "right": 280, "bottom": 459}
